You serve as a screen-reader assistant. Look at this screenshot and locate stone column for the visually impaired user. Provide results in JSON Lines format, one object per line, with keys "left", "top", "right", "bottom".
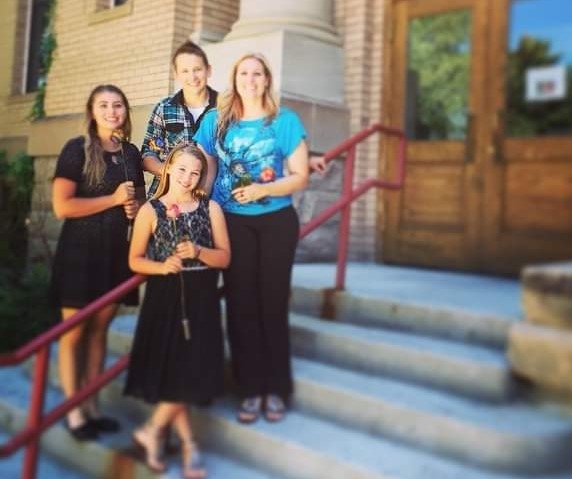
{"left": 225, "top": 0, "right": 340, "bottom": 45}
{"left": 203, "top": 0, "right": 345, "bottom": 104}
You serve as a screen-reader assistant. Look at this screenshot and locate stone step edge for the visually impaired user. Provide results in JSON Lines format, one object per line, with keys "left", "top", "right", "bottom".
{"left": 0, "top": 397, "right": 156, "bottom": 479}
{"left": 290, "top": 285, "right": 515, "bottom": 348}
{"left": 73, "top": 372, "right": 387, "bottom": 479}
{"left": 18, "top": 353, "right": 386, "bottom": 479}
{"left": 29, "top": 343, "right": 572, "bottom": 479}
{"left": 293, "top": 359, "right": 572, "bottom": 475}
{"left": 289, "top": 315, "right": 515, "bottom": 402}
{"left": 104, "top": 328, "right": 569, "bottom": 475}
{"left": 110, "top": 315, "right": 514, "bottom": 401}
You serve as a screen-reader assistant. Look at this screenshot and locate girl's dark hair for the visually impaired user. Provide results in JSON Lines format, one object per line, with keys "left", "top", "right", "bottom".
{"left": 83, "top": 84, "right": 132, "bottom": 187}
{"left": 152, "top": 142, "right": 208, "bottom": 200}
{"left": 172, "top": 40, "right": 210, "bottom": 69}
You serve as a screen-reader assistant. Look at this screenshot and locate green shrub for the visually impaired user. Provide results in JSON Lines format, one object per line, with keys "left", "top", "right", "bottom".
{"left": 0, "top": 150, "right": 54, "bottom": 353}
{"left": 0, "top": 264, "right": 57, "bottom": 353}
{"left": 0, "top": 150, "right": 34, "bottom": 270}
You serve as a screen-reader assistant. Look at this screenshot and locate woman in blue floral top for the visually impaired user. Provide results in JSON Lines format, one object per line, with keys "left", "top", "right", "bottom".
{"left": 194, "top": 52, "right": 309, "bottom": 423}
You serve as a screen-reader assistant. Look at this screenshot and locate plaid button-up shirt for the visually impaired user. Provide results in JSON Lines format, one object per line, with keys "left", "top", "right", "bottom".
{"left": 141, "top": 87, "right": 218, "bottom": 197}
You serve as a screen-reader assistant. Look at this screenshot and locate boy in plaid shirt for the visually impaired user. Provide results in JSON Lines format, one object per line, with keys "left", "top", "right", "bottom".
{"left": 142, "top": 41, "right": 217, "bottom": 197}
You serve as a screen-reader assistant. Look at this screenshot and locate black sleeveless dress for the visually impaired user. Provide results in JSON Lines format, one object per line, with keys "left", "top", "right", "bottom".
{"left": 50, "top": 136, "right": 145, "bottom": 309}
{"left": 124, "top": 198, "right": 224, "bottom": 404}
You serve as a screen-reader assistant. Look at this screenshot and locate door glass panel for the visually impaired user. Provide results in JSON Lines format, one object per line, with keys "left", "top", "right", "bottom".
{"left": 405, "top": 10, "right": 472, "bottom": 140}
{"left": 507, "top": 0, "right": 572, "bottom": 137}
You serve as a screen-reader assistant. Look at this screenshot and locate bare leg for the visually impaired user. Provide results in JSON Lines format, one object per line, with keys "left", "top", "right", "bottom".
{"left": 173, "top": 407, "right": 207, "bottom": 478}
{"left": 172, "top": 406, "right": 193, "bottom": 444}
{"left": 134, "top": 402, "right": 182, "bottom": 473}
{"left": 58, "top": 307, "right": 89, "bottom": 428}
{"left": 82, "top": 303, "right": 118, "bottom": 417}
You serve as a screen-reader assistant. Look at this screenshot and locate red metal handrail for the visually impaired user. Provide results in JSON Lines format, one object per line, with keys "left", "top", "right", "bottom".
{"left": 0, "top": 122, "right": 405, "bottom": 479}
{"left": 0, "top": 274, "right": 145, "bottom": 479}
{"left": 301, "top": 123, "right": 406, "bottom": 290}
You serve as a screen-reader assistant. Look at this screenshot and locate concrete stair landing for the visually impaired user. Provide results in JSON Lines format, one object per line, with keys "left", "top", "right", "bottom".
{"left": 2, "top": 264, "right": 572, "bottom": 478}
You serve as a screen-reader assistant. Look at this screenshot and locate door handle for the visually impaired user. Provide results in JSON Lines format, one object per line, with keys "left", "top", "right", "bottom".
{"left": 464, "top": 112, "right": 476, "bottom": 163}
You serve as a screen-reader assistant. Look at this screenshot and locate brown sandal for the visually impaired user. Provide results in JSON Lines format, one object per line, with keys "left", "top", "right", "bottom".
{"left": 264, "top": 394, "right": 286, "bottom": 422}
{"left": 237, "top": 396, "right": 262, "bottom": 424}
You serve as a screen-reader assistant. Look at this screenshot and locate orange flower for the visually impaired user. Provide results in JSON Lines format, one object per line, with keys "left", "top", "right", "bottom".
{"left": 260, "top": 167, "right": 275, "bottom": 182}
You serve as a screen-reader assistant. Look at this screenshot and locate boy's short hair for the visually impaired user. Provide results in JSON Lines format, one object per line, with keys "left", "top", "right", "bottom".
{"left": 172, "top": 40, "right": 210, "bottom": 69}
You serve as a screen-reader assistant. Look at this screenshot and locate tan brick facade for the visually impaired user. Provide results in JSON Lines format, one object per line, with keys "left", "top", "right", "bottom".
{"left": 0, "top": 0, "right": 34, "bottom": 151}
{"left": 0, "top": 0, "right": 386, "bottom": 262}
{"left": 334, "top": 0, "right": 386, "bottom": 261}
{"left": 45, "top": 0, "right": 175, "bottom": 115}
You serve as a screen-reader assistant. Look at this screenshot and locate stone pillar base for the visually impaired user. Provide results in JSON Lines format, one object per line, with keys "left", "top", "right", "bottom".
{"left": 203, "top": 30, "right": 344, "bottom": 104}
{"left": 508, "top": 262, "right": 572, "bottom": 401}
{"left": 509, "top": 322, "right": 572, "bottom": 397}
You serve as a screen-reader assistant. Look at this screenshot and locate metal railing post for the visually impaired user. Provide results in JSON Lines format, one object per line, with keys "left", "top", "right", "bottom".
{"left": 22, "top": 345, "right": 50, "bottom": 479}
{"left": 335, "top": 146, "right": 357, "bottom": 290}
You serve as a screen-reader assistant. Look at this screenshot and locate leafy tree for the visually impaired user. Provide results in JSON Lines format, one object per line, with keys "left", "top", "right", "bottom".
{"left": 506, "top": 36, "right": 572, "bottom": 137}
{"left": 407, "top": 10, "right": 471, "bottom": 140}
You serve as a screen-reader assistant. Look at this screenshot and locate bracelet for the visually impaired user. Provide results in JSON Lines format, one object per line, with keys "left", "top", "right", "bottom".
{"left": 193, "top": 245, "right": 202, "bottom": 260}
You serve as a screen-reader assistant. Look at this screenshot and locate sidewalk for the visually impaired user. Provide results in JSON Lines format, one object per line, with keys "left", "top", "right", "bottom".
{"left": 292, "top": 262, "right": 522, "bottom": 319}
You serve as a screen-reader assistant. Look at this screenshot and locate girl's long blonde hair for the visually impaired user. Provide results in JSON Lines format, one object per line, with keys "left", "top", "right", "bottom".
{"left": 151, "top": 143, "right": 208, "bottom": 201}
{"left": 83, "top": 84, "right": 132, "bottom": 187}
{"left": 216, "top": 52, "right": 279, "bottom": 144}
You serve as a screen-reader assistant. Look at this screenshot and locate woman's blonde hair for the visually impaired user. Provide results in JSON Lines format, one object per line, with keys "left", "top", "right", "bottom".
{"left": 151, "top": 143, "right": 208, "bottom": 201}
{"left": 216, "top": 52, "right": 278, "bottom": 143}
{"left": 83, "top": 84, "right": 132, "bottom": 187}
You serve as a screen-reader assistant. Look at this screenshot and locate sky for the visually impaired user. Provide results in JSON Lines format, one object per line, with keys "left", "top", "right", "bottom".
{"left": 509, "top": 0, "right": 572, "bottom": 63}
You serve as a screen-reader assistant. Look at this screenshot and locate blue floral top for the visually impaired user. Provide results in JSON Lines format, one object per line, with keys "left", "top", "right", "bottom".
{"left": 193, "top": 107, "right": 307, "bottom": 216}
{"left": 148, "top": 198, "right": 213, "bottom": 270}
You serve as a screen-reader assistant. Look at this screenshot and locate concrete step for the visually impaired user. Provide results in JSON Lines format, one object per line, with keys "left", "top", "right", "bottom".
{"left": 0, "top": 366, "right": 280, "bottom": 479}
{"left": 291, "top": 357, "right": 572, "bottom": 474}
{"left": 16, "top": 327, "right": 572, "bottom": 479}
{"left": 106, "top": 316, "right": 572, "bottom": 475}
{"left": 289, "top": 313, "right": 516, "bottom": 401}
{"left": 290, "top": 285, "right": 516, "bottom": 349}
{"left": 82, "top": 378, "right": 572, "bottom": 479}
{"left": 0, "top": 429, "right": 89, "bottom": 479}
{"left": 110, "top": 313, "right": 515, "bottom": 402}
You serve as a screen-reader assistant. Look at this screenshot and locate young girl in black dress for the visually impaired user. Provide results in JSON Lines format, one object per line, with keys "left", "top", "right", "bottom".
{"left": 51, "top": 84, "right": 145, "bottom": 440}
{"left": 125, "top": 143, "right": 230, "bottom": 477}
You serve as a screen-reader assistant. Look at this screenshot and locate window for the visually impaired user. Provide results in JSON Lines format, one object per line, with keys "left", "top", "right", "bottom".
{"left": 24, "top": 0, "right": 50, "bottom": 93}
{"left": 95, "top": 0, "right": 128, "bottom": 12}
{"left": 89, "top": 0, "right": 133, "bottom": 24}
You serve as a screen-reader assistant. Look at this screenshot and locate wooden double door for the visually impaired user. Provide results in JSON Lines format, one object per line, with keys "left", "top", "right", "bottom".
{"left": 382, "top": 0, "right": 572, "bottom": 275}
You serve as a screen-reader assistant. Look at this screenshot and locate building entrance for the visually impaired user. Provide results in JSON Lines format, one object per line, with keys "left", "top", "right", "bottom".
{"left": 383, "top": 0, "right": 572, "bottom": 274}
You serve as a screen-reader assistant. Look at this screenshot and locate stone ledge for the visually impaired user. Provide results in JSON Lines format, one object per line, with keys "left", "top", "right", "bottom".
{"left": 522, "top": 262, "right": 572, "bottom": 295}
{"left": 522, "top": 262, "right": 572, "bottom": 329}
{"left": 508, "top": 322, "right": 572, "bottom": 396}
{"left": 523, "top": 286, "right": 572, "bottom": 330}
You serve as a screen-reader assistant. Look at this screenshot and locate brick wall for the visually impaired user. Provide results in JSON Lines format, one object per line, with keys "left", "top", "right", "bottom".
{"left": 0, "top": 0, "right": 33, "bottom": 143}
{"left": 334, "top": 0, "right": 385, "bottom": 260}
{"left": 171, "top": 0, "right": 238, "bottom": 92}
{"left": 44, "top": 0, "right": 177, "bottom": 116}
